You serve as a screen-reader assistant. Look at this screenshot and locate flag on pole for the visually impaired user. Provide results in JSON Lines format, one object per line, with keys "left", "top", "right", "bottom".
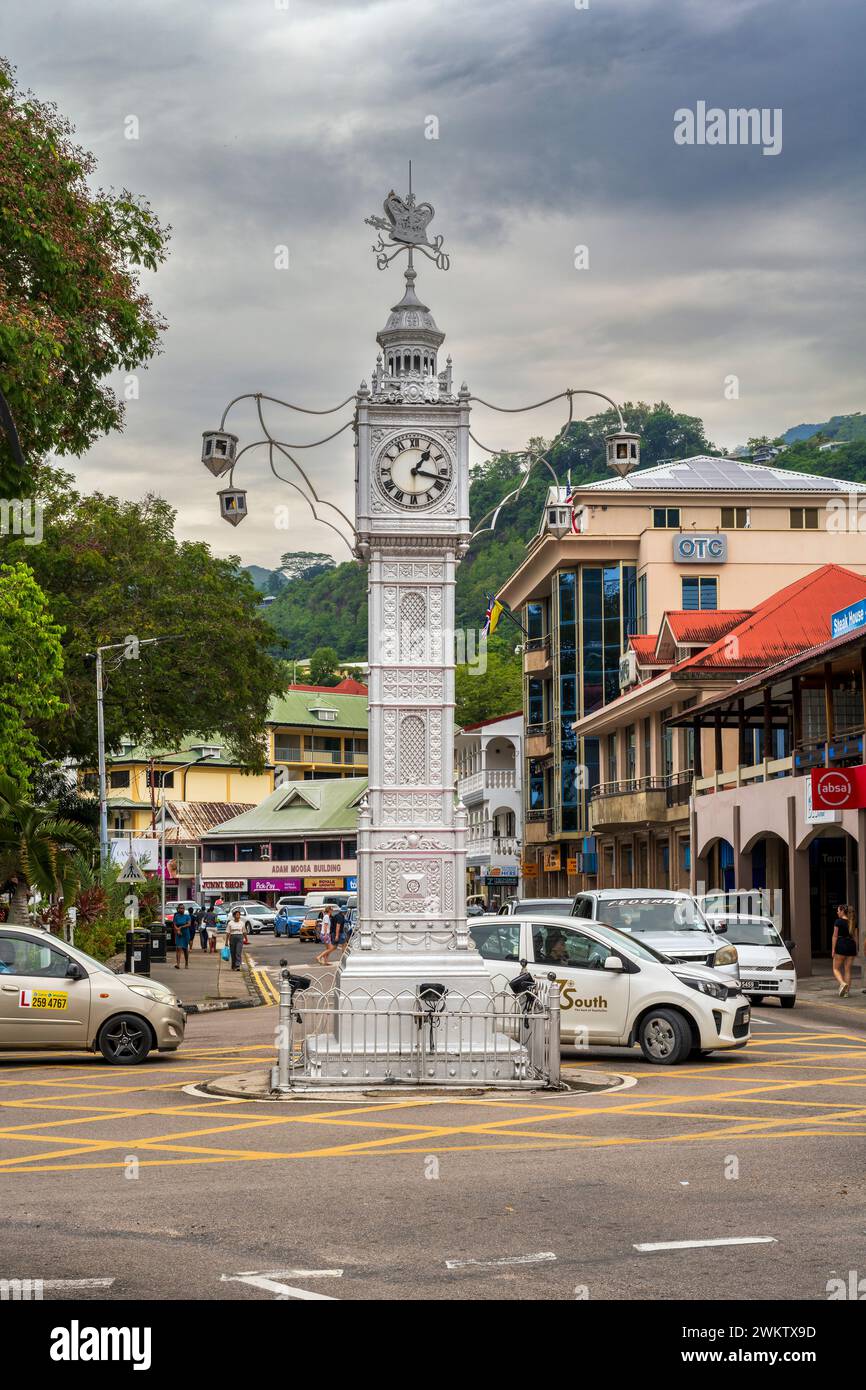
{"left": 482, "top": 595, "right": 505, "bottom": 637}
{"left": 564, "top": 471, "right": 580, "bottom": 534}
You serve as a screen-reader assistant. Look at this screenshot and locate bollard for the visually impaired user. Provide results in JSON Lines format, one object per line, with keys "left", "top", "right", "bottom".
{"left": 547, "top": 982, "right": 561, "bottom": 1088}
{"left": 270, "top": 968, "right": 293, "bottom": 1093}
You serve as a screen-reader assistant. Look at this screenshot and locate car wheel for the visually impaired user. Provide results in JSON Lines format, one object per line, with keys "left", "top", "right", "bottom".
{"left": 98, "top": 1014, "right": 152, "bottom": 1065}
{"left": 638, "top": 1008, "right": 692, "bottom": 1065}
{"left": 780, "top": 995, "right": 796, "bottom": 1009}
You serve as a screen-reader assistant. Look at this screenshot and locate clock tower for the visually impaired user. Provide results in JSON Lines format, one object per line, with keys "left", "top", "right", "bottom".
{"left": 311, "top": 186, "right": 514, "bottom": 1077}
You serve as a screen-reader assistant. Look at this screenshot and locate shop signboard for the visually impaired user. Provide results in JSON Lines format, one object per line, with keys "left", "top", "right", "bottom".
{"left": 201, "top": 878, "right": 247, "bottom": 891}
{"left": 810, "top": 766, "right": 866, "bottom": 810}
{"left": 249, "top": 877, "right": 303, "bottom": 893}
{"left": 543, "top": 847, "right": 561, "bottom": 872}
{"left": 304, "top": 876, "right": 345, "bottom": 891}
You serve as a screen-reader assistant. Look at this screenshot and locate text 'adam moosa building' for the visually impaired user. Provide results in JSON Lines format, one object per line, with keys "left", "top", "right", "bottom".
{"left": 498, "top": 454, "right": 866, "bottom": 897}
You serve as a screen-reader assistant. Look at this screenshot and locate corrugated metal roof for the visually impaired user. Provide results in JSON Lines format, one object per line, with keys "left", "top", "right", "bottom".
{"left": 266, "top": 690, "right": 369, "bottom": 731}
{"left": 163, "top": 801, "right": 256, "bottom": 842}
{"left": 579, "top": 457, "right": 866, "bottom": 494}
{"left": 204, "top": 777, "right": 368, "bottom": 837}
{"left": 664, "top": 610, "right": 752, "bottom": 643}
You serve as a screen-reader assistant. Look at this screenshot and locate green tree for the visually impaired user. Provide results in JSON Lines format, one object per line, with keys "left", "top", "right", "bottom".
{"left": 308, "top": 645, "right": 340, "bottom": 685}
{"left": 0, "top": 772, "right": 94, "bottom": 924}
{"left": 278, "top": 551, "right": 336, "bottom": 583}
{"left": 0, "top": 561, "right": 65, "bottom": 786}
{"left": 0, "top": 60, "right": 168, "bottom": 492}
{"left": 3, "top": 469, "right": 284, "bottom": 768}
{"left": 455, "top": 643, "right": 522, "bottom": 727}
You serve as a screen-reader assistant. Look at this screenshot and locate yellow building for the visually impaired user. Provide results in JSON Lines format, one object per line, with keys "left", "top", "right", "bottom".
{"left": 266, "top": 683, "right": 369, "bottom": 781}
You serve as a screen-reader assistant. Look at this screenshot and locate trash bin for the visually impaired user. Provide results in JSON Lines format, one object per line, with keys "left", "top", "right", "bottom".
{"left": 124, "top": 927, "right": 152, "bottom": 977}
{"left": 147, "top": 923, "right": 167, "bottom": 963}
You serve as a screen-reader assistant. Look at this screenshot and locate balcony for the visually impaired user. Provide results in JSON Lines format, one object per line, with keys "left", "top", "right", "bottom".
{"left": 274, "top": 747, "right": 368, "bottom": 766}
{"left": 793, "top": 725, "right": 864, "bottom": 772}
{"left": 589, "top": 773, "right": 693, "bottom": 831}
{"left": 457, "top": 767, "right": 518, "bottom": 803}
{"left": 466, "top": 834, "right": 522, "bottom": 863}
{"left": 524, "top": 808, "right": 552, "bottom": 844}
{"left": 526, "top": 721, "right": 552, "bottom": 758}
{"left": 523, "top": 634, "right": 552, "bottom": 676}
{"left": 694, "top": 755, "right": 793, "bottom": 796}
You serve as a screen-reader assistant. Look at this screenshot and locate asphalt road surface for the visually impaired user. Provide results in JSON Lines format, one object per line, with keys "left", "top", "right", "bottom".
{"left": 1, "top": 982, "right": 865, "bottom": 1302}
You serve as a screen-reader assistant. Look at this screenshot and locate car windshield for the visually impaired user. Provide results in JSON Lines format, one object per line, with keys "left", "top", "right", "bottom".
{"left": 717, "top": 919, "right": 783, "bottom": 948}
{"left": 241, "top": 904, "right": 269, "bottom": 914}
{"left": 585, "top": 920, "right": 673, "bottom": 964}
{"left": 597, "top": 899, "right": 710, "bottom": 935}
{"left": 522, "top": 900, "right": 572, "bottom": 916}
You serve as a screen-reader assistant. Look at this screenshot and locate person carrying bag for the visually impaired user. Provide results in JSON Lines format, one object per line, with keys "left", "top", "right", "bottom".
{"left": 226, "top": 908, "right": 245, "bottom": 971}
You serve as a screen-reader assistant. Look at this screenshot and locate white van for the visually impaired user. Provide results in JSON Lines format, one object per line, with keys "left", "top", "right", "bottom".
{"left": 571, "top": 889, "right": 740, "bottom": 981}
{"left": 470, "top": 913, "right": 751, "bottom": 1064}
{"left": 304, "top": 890, "right": 350, "bottom": 911}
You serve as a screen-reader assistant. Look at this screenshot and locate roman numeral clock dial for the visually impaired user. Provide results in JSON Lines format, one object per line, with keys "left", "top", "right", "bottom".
{"left": 376, "top": 433, "right": 453, "bottom": 509}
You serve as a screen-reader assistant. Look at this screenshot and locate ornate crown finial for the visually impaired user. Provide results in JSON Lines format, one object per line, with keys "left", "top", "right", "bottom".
{"left": 365, "top": 178, "right": 450, "bottom": 272}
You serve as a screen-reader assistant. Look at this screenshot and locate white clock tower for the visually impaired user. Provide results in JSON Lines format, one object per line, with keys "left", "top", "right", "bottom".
{"left": 308, "top": 186, "right": 519, "bottom": 1079}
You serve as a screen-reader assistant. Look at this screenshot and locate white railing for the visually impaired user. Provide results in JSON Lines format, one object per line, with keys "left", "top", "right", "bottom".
{"left": 457, "top": 769, "right": 517, "bottom": 797}
{"left": 694, "top": 755, "right": 793, "bottom": 796}
{"left": 270, "top": 968, "right": 562, "bottom": 1091}
{"left": 466, "top": 835, "right": 521, "bottom": 859}
{"left": 457, "top": 770, "right": 484, "bottom": 796}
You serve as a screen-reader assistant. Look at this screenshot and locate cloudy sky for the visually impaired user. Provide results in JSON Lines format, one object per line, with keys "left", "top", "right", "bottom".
{"left": 5, "top": 0, "right": 864, "bottom": 566}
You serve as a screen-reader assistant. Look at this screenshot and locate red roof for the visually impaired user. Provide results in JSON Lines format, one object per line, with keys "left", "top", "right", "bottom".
{"left": 629, "top": 635, "right": 665, "bottom": 664}
{"left": 675, "top": 565, "right": 866, "bottom": 675}
{"left": 664, "top": 610, "right": 751, "bottom": 644}
{"left": 461, "top": 710, "right": 523, "bottom": 732}
{"left": 288, "top": 678, "right": 368, "bottom": 695}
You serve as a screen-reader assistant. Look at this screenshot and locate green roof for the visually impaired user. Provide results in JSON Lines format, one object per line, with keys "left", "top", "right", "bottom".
{"left": 266, "top": 691, "right": 369, "bottom": 733}
{"left": 204, "top": 777, "right": 368, "bottom": 838}
{"left": 104, "top": 735, "right": 266, "bottom": 768}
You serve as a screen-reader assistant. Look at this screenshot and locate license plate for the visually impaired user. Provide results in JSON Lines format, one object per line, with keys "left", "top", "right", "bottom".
{"left": 741, "top": 980, "right": 759, "bottom": 989}
{"left": 19, "top": 989, "right": 68, "bottom": 1011}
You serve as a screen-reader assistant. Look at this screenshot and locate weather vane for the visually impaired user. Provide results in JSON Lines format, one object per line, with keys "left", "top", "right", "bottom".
{"left": 365, "top": 161, "right": 450, "bottom": 272}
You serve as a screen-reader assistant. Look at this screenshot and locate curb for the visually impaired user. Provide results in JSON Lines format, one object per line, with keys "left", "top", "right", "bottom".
{"left": 182, "top": 996, "right": 260, "bottom": 1015}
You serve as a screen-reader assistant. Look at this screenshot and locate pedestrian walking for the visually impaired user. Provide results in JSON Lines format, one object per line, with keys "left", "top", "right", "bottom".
{"left": 832, "top": 903, "right": 858, "bottom": 997}
{"left": 314, "top": 906, "right": 334, "bottom": 965}
{"left": 330, "top": 906, "right": 347, "bottom": 960}
{"left": 200, "top": 907, "right": 213, "bottom": 953}
{"left": 173, "top": 906, "right": 192, "bottom": 970}
{"left": 226, "top": 908, "right": 245, "bottom": 970}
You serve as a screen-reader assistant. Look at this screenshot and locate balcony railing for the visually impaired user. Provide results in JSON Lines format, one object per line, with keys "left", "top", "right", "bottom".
{"left": 457, "top": 768, "right": 518, "bottom": 797}
{"left": 466, "top": 834, "right": 522, "bottom": 859}
{"left": 694, "top": 755, "right": 793, "bottom": 796}
{"left": 274, "top": 748, "right": 368, "bottom": 765}
{"left": 589, "top": 771, "right": 693, "bottom": 819}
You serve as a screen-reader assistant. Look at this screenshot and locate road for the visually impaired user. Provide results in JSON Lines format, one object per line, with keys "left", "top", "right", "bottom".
{"left": 1, "top": 960, "right": 865, "bottom": 1302}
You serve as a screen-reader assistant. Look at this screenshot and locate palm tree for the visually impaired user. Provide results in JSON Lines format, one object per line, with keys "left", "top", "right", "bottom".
{"left": 0, "top": 773, "right": 95, "bottom": 925}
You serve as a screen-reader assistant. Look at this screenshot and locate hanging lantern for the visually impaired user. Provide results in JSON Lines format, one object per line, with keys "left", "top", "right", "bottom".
{"left": 218, "top": 487, "right": 248, "bottom": 526}
{"left": 604, "top": 430, "right": 641, "bottom": 477}
{"left": 201, "top": 430, "right": 239, "bottom": 477}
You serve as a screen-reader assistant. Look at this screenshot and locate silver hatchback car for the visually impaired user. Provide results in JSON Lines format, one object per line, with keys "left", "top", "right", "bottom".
{"left": 0, "top": 926, "right": 185, "bottom": 1064}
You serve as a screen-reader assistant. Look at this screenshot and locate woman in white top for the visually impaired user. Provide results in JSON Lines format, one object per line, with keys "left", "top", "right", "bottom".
{"left": 315, "top": 907, "right": 334, "bottom": 966}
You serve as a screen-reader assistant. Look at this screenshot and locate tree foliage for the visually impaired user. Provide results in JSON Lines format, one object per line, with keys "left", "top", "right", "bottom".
{"left": 2, "top": 468, "right": 284, "bottom": 768}
{"left": 0, "top": 772, "right": 95, "bottom": 924}
{"left": 0, "top": 561, "right": 65, "bottom": 786}
{"left": 308, "top": 646, "right": 340, "bottom": 685}
{"left": 456, "top": 641, "right": 523, "bottom": 727}
{"left": 0, "top": 59, "right": 169, "bottom": 492}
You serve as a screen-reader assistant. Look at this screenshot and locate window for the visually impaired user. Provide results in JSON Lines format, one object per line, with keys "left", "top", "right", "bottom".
{"left": 625, "top": 726, "right": 637, "bottom": 783}
{"left": 469, "top": 921, "right": 521, "bottom": 961}
{"left": 146, "top": 769, "right": 174, "bottom": 789}
{"left": 573, "top": 896, "right": 593, "bottom": 919}
{"left": 661, "top": 708, "right": 674, "bottom": 780}
{"left": 274, "top": 740, "right": 302, "bottom": 762}
{"left": 0, "top": 934, "right": 73, "bottom": 978}
{"left": 237, "top": 843, "right": 271, "bottom": 862}
{"left": 204, "top": 843, "right": 236, "bottom": 863}
{"left": 642, "top": 718, "right": 652, "bottom": 778}
{"left": 310, "top": 839, "right": 342, "bottom": 859}
{"left": 109, "top": 770, "right": 130, "bottom": 789}
{"left": 681, "top": 576, "right": 718, "bottom": 611}
{"left": 653, "top": 507, "right": 681, "bottom": 529}
{"left": 637, "top": 574, "right": 648, "bottom": 635}
{"left": 531, "top": 923, "right": 611, "bottom": 970}
{"left": 790, "top": 508, "right": 819, "bottom": 529}
{"left": 606, "top": 733, "right": 618, "bottom": 784}
{"left": 527, "top": 678, "right": 545, "bottom": 727}
{"left": 620, "top": 844, "right": 634, "bottom": 885}
{"left": 342, "top": 840, "right": 357, "bottom": 859}
{"left": 721, "top": 507, "right": 750, "bottom": 529}
{"left": 271, "top": 842, "right": 305, "bottom": 859}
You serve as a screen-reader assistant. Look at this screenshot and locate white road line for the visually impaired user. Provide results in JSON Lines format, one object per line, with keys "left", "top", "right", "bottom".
{"left": 38, "top": 1279, "right": 116, "bottom": 1289}
{"left": 634, "top": 1237, "right": 777, "bottom": 1253}
{"left": 235, "top": 1268, "right": 343, "bottom": 1279}
{"left": 445, "top": 1251, "right": 557, "bottom": 1271}
{"left": 221, "top": 1273, "right": 339, "bottom": 1300}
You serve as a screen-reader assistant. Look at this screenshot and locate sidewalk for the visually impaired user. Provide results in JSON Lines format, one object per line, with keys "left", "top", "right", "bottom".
{"left": 793, "top": 958, "right": 866, "bottom": 1025}
{"left": 149, "top": 939, "right": 260, "bottom": 1013}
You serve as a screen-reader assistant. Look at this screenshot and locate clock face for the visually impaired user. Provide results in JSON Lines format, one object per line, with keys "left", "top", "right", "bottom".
{"left": 375, "top": 433, "right": 453, "bottom": 509}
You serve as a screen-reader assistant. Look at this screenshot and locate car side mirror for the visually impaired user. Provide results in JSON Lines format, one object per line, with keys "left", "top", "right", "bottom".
{"left": 714, "top": 922, "right": 727, "bottom": 933}
{"left": 603, "top": 955, "right": 624, "bottom": 971}
{"left": 66, "top": 961, "right": 85, "bottom": 981}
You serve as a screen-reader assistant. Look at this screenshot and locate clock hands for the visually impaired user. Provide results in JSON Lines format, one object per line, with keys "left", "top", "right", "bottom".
{"left": 410, "top": 448, "right": 432, "bottom": 473}
{"left": 411, "top": 467, "right": 445, "bottom": 482}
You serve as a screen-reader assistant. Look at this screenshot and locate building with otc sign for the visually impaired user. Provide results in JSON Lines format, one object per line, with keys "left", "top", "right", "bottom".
{"left": 498, "top": 456, "right": 866, "bottom": 897}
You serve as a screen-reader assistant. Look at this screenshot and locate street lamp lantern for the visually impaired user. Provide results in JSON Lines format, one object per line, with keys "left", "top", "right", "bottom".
{"left": 218, "top": 486, "right": 248, "bottom": 525}
{"left": 201, "top": 429, "right": 239, "bottom": 477}
{"left": 605, "top": 429, "right": 641, "bottom": 477}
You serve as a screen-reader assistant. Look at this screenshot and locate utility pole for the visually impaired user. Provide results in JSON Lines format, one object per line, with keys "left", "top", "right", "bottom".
{"left": 89, "top": 634, "right": 181, "bottom": 869}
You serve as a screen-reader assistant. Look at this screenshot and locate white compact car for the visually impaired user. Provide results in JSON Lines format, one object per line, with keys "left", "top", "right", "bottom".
{"left": 705, "top": 914, "right": 797, "bottom": 1008}
{"left": 571, "top": 889, "right": 740, "bottom": 981}
{"left": 470, "top": 913, "right": 751, "bottom": 1064}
